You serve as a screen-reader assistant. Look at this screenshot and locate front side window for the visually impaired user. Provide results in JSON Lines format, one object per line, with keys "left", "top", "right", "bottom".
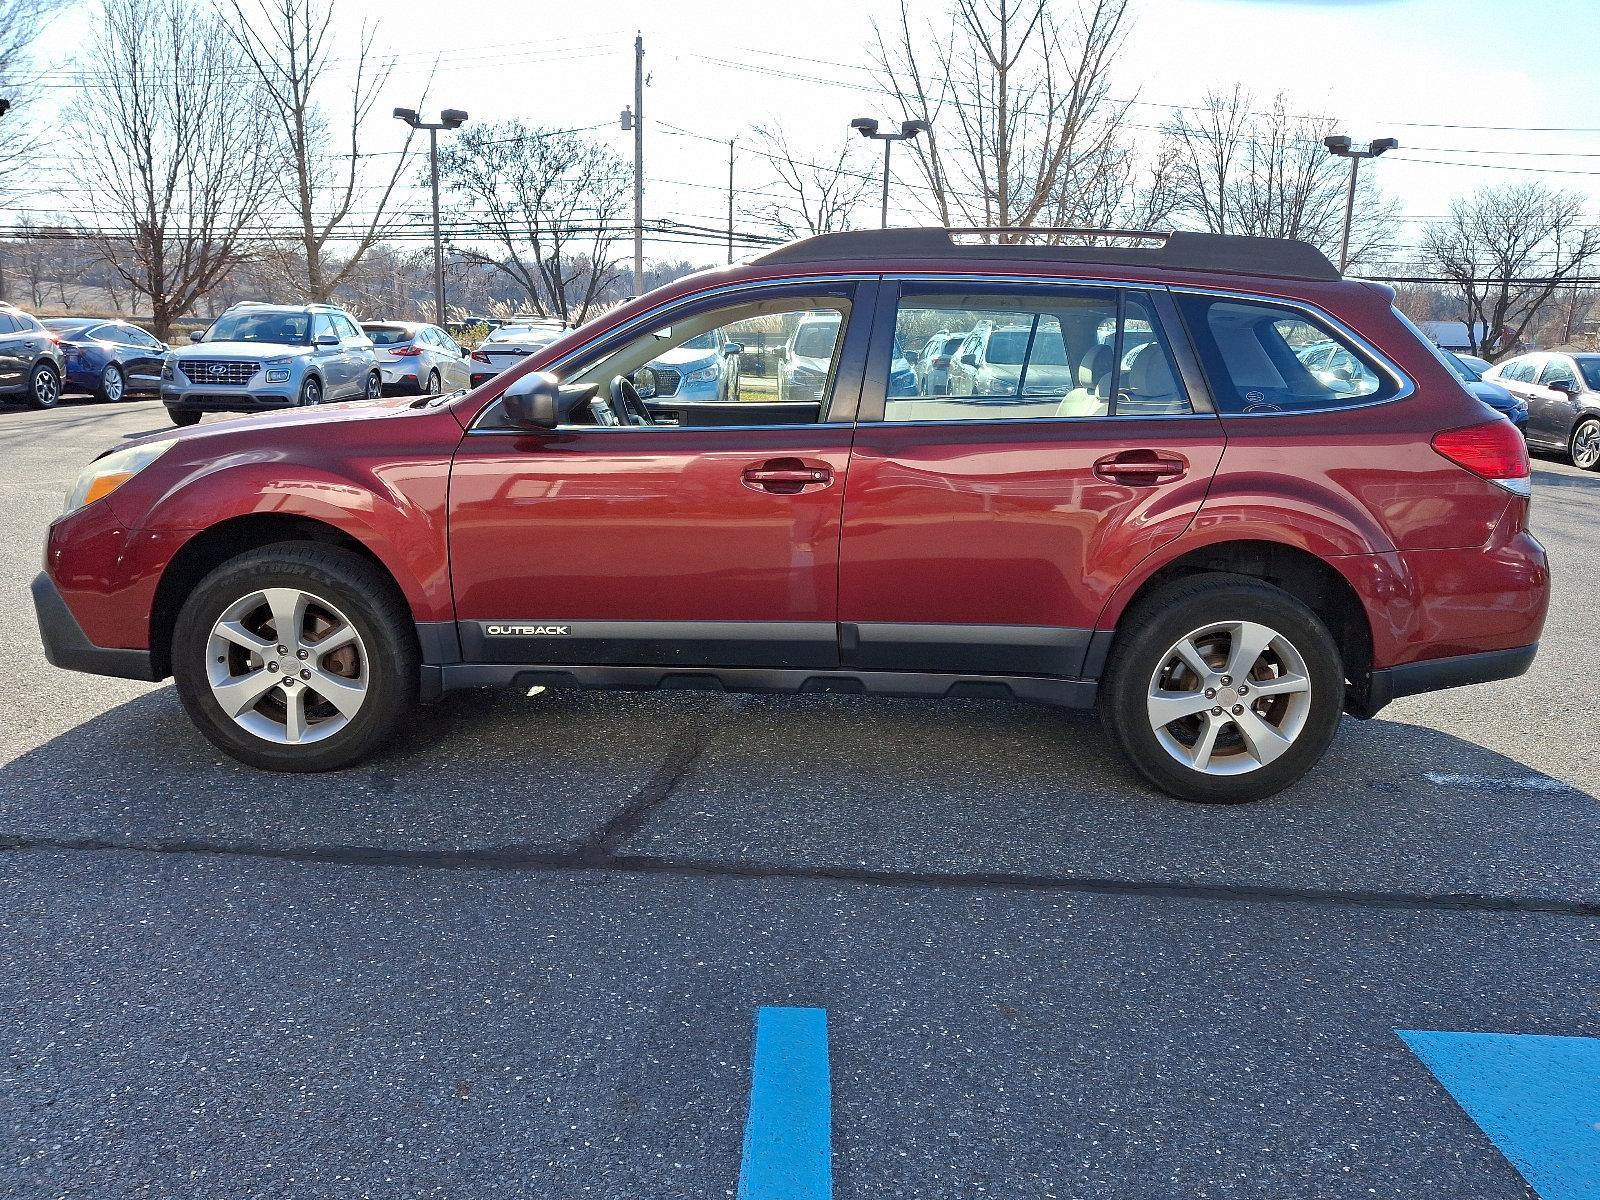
{"left": 884, "top": 286, "right": 1191, "bottom": 421}
{"left": 1175, "top": 295, "right": 1397, "bottom": 414}
{"left": 1539, "top": 357, "right": 1577, "bottom": 387}
{"left": 562, "top": 292, "right": 852, "bottom": 424}
{"left": 331, "top": 313, "right": 362, "bottom": 340}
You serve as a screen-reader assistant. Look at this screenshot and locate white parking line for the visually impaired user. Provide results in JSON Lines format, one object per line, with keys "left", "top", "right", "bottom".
{"left": 1423, "top": 771, "right": 1578, "bottom": 793}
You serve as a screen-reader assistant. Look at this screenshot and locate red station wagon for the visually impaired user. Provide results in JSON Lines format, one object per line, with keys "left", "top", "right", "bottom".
{"left": 32, "top": 228, "right": 1549, "bottom": 803}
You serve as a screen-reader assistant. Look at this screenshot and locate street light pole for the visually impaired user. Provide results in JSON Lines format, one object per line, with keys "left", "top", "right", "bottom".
{"left": 394, "top": 107, "right": 469, "bottom": 325}
{"left": 1322, "top": 135, "right": 1398, "bottom": 273}
{"left": 633, "top": 33, "right": 645, "bottom": 295}
{"left": 851, "top": 118, "right": 932, "bottom": 229}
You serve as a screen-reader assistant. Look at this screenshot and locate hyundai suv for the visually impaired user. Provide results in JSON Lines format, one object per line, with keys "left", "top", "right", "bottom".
{"left": 32, "top": 228, "right": 1548, "bottom": 803}
{"left": 163, "top": 302, "right": 380, "bottom": 426}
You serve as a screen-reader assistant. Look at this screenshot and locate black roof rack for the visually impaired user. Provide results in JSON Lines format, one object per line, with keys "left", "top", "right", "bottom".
{"left": 753, "top": 227, "right": 1342, "bottom": 282}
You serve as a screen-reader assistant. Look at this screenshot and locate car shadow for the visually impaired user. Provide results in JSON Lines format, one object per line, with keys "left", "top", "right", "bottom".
{"left": 1, "top": 684, "right": 1593, "bottom": 907}
{"left": 1531, "top": 461, "right": 1600, "bottom": 490}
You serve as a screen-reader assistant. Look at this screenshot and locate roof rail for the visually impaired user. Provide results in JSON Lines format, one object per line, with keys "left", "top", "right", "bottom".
{"left": 753, "top": 227, "right": 1342, "bottom": 282}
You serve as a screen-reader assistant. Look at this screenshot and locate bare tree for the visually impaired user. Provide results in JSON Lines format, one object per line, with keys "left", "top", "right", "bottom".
{"left": 228, "top": 0, "right": 425, "bottom": 303}
{"left": 435, "top": 122, "right": 630, "bottom": 325}
{"left": 1160, "top": 87, "right": 1397, "bottom": 268}
{"left": 753, "top": 124, "right": 872, "bottom": 238}
{"left": 1423, "top": 182, "right": 1600, "bottom": 359}
{"left": 0, "top": 0, "right": 69, "bottom": 194}
{"left": 871, "top": 0, "right": 1138, "bottom": 237}
{"left": 68, "top": 0, "right": 273, "bottom": 338}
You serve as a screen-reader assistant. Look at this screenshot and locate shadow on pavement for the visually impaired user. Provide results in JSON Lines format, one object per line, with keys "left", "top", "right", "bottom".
{"left": 1, "top": 683, "right": 1594, "bottom": 908}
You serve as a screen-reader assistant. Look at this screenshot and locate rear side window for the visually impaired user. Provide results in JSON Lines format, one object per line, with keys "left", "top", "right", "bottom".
{"left": 1501, "top": 358, "right": 1536, "bottom": 383}
{"left": 1174, "top": 295, "right": 1399, "bottom": 414}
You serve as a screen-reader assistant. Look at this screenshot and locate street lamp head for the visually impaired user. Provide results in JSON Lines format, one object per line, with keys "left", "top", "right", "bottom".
{"left": 1323, "top": 135, "right": 1352, "bottom": 156}
{"left": 1369, "top": 136, "right": 1399, "bottom": 156}
{"left": 393, "top": 107, "right": 419, "bottom": 127}
{"left": 851, "top": 117, "right": 880, "bottom": 138}
{"left": 441, "top": 108, "right": 468, "bottom": 129}
{"left": 900, "top": 119, "right": 931, "bottom": 139}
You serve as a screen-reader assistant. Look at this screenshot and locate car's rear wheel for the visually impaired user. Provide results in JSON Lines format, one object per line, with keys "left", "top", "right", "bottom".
{"left": 427, "top": 369, "right": 441, "bottom": 395}
{"left": 172, "top": 544, "right": 418, "bottom": 772}
{"left": 166, "top": 407, "right": 202, "bottom": 426}
{"left": 1098, "top": 575, "right": 1344, "bottom": 803}
{"left": 27, "top": 363, "right": 60, "bottom": 410}
{"left": 299, "top": 375, "right": 322, "bottom": 407}
{"left": 99, "top": 363, "right": 126, "bottom": 403}
{"left": 1570, "top": 417, "right": 1600, "bottom": 470}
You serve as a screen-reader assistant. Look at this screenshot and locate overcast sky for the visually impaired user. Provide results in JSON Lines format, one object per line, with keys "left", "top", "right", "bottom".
{"left": 21, "top": 0, "right": 1600, "bottom": 266}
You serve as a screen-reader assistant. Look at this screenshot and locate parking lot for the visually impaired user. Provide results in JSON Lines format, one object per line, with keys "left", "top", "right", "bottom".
{"left": 1, "top": 397, "right": 1596, "bottom": 1198}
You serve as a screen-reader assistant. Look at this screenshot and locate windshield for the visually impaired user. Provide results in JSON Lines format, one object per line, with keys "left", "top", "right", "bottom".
{"left": 204, "top": 310, "right": 311, "bottom": 345}
{"left": 681, "top": 331, "right": 719, "bottom": 350}
{"left": 363, "top": 326, "right": 414, "bottom": 346}
{"left": 792, "top": 321, "right": 839, "bottom": 358}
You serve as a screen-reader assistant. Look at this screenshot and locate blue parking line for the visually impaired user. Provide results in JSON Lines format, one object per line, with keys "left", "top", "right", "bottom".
{"left": 737, "top": 1006, "right": 832, "bottom": 1200}
{"left": 1398, "top": 1030, "right": 1600, "bottom": 1200}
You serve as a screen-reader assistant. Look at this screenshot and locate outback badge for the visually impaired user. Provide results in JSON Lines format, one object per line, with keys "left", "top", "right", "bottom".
{"left": 484, "top": 624, "right": 571, "bottom": 636}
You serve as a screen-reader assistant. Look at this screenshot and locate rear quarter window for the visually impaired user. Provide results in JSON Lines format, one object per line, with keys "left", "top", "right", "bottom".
{"left": 1174, "top": 294, "right": 1401, "bottom": 415}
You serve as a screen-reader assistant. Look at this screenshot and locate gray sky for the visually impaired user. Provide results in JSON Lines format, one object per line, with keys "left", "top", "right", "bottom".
{"left": 19, "top": 0, "right": 1600, "bottom": 263}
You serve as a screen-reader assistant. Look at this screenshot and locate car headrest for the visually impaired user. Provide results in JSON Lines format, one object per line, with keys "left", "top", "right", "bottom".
{"left": 1127, "top": 344, "right": 1177, "bottom": 396}
{"left": 1078, "top": 343, "right": 1113, "bottom": 388}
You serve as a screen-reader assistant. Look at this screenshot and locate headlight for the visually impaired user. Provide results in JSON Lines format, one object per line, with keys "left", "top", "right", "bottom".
{"left": 161, "top": 360, "right": 174, "bottom": 379}
{"left": 63, "top": 440, "right": 175, "bottom": 515}
{"left": 264, "top": 368, "right": 291, "bottom": 383}
{"left": 684, "top": 364, "right": 719, "bottom": 384}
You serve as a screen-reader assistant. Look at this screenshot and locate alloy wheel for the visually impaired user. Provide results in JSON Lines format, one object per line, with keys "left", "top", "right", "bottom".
{"left": 33, "top": 367, "right": 59, "bottom": 406}
{"left": 1146, "top": 620, "right": 1313, "bottom": 776}
{"left": 1573, "top": 420, "right": 1600, "bottom": 470}
{"left": 366, "top": 372, "right": 382, "bottom": 399}
{"left": 102, "top": 365, "right": 125, "bottom": 402}
{"left": 204, "top": 587, "right": 367, "bottom": 745}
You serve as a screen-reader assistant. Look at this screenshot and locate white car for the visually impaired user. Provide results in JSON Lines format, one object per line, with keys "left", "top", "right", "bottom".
{"left": 469, "top": 323, "right": 567, "bottom": 386}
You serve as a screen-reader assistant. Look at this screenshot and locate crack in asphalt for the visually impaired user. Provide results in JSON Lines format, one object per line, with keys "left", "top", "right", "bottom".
{"left": 0, "top": 833, "right": 1595, "bottom": 917}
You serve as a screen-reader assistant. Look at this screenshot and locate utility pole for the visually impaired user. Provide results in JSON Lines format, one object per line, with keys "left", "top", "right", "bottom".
{"left": 394, "top": 107, "right": 469, "bottom": 324}
{"left": 0, "top": 100, "right": 9, "bottom": 301}
{"left": 727, "top": 139, "right": 735, "bottom": 265}
{"left": 850, "top": 118, "right": 931, "bottom": 229}
{"left": 1322, "top": 135, "right": 1398, "bottom": 273}
{"left": 633, "top": 33, "right": 645, "bottom": 295}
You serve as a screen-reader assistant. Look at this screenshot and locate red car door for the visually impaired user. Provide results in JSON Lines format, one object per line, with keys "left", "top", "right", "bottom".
{"left": 448, "top": 280, "right": 875, "bottom": 670}
{"left": 838, "top": 280, "right": 1226, "bottom": 678}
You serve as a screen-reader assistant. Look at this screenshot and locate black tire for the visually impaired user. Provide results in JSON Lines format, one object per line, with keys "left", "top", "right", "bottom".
{"left": 167, "top": 407, "right": 202, "bottom": 427}
{"left": 426, "top": 369, "right": 441, "bottom": 396}
{"left": 171, "top": 543, "right": 419, "bottom": 772}
{"left": 98, "top": 363, "right": 127, "bottom": 403}
{"left": 1097, "top": 574, "right": 1344, "bottom": 804}
{"left": 365, "top": 370, "right": 382, "bottom": 400}
{"left": 299, "top": 375, "right": 323, "bottom": 406}
{"left": 26, "top": 362, "right": 60, "bottom": 410}
{"left": 1570, "top": 417, "right": 1600, "bottom": 471}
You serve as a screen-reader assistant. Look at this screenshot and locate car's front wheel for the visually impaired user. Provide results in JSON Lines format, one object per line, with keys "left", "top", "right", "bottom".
{"left": 299, "top": 375, "right": 322, "bottom": 406}
{"left": 365, "top": 370, "right": 382, "bottom": 400}
{"left": 1570, "top": 417, "right": 1600, "bottom": 471}
{"left": 1098, "top": 575, "right": 1344, "bottom": 803}
{"left": 172, "top": 544, "right": 419, "bottom": 772}
{"left": 166, "top": 407, "right": 202, "bottom": 426}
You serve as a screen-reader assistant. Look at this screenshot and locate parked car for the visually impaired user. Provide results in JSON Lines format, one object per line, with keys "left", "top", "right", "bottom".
{"left": 634, "top": 327, "right": 741, "bottom": 402}
{"left": 1439, "top": 348, "right": 1525, "bottom": 431}
{"left": 469, "top": 323, "right": 566, "bottom": 388}
{"left": 914, "top": 331, "right": 966, "bottom": 395}
{"left": 362, "top": 322, "right": 471, "bottom": 397}
{"left": 42, "top": 318, "right": 169, "bottom": 402}
{"left": 946, "top": 322, "right": 1076, "bottom": 398}
{"left": 163, "top": 303, "right": 379, "bottom": 427}
{"left": 1484, "top": 351, "right": 1600, "bottom": 468}
{"left": 34, "top": 228, "right": 1547, "bottom": 804}
{"left": 0, "top": 301, "right": 66, "bottom": 409}
{"left": 778, "top": 312, "right": 915, "bottom": 401}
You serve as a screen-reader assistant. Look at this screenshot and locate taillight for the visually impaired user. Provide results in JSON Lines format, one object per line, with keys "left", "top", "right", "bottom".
{"left": 470, "top": 350, "right": 490, "bottom": 363}
{"left": 392, "top": 345, "right": 424, "bottom": 357}
{"left": 1432, "top": 420, "right": 1531, "bottom": 497}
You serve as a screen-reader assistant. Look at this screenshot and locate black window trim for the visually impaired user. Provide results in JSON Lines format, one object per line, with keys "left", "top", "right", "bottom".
{"left": 466, "top": 275, "right": 880, "bottom": 434}
{"left": 1169, "top": 285, "right": 1415, "bottom": 417}
{"left": 856, "top": 274, "right": 1215, "bottom": 425}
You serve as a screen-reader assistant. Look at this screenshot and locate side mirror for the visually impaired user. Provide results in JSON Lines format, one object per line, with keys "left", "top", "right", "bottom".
{"left": 1548, "top": 377, "right": 1577, "bottom": 396}
{"left": 501, "top": 371, "right": 560, "bottom": 430}
{"left": 960, "top": 351, "right": 978, "bottom": 367}
{"left": 314, "top": 333, "right": 339, "bottom": 348}
{"left": 189, "top": 330, "right": 203, "bottom": 342}
{"left": 722, "top": 341, "right": 743, "bottom": 357}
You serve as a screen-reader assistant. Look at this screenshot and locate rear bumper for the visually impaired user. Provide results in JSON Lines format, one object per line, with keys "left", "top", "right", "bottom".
{"left": 1354, "top": 643, "right": 1537, "bottom": 717}
{"left": 31, "top": 571, "right": 159, "bottom": 682}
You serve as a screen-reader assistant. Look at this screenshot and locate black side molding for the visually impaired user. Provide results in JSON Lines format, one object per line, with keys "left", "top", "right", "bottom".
{"left": 1353, "top": 644, "right": 1538, "bottom": 718}
{"left": 31, "top": 572, "right": 161, "bottom": 683}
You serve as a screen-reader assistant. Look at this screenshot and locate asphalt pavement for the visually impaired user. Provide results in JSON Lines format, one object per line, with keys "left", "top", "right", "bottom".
{"left": 2, "top": 397, "right": 1595, "bottom": 1199}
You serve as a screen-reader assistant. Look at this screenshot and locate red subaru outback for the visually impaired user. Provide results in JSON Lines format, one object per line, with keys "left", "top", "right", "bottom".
{"left": 32, "top": 229, "right": 1548, "bottom": 803}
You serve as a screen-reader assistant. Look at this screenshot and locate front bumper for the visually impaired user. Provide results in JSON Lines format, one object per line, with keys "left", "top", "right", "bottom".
{"left": 31, "top": 571, "right": 159, "bottom": 682}
{"left": 162, "top": 388, "right": 293, "bottom": 412}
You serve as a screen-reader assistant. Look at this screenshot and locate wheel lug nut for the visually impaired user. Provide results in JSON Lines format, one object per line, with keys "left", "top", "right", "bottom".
{"left": 300, "top": 669, "right": 311, "bottom": 680}
{"left": 267, "top": 662, "right": 279, "bottom": 673}
{"left": 277, "top": 645, "right": 288, "bottom": 656}
{"left": 1232, "top": 704, "right": 1244, "bottom": 715}
{"left": 1204, "top": 688, "right": 1216, "bottom": 699}
{"left": 1237, "top": 685, "right": 1248, "bottom": 696}
{"left": 1220, "top": 675, "right": 1232, "bottom": 686}
{"left": 297, "top": 649, "right": 308, "bottom": 660}
{"left": 1210, "top": 706, "right": 1223, "bottom": 716}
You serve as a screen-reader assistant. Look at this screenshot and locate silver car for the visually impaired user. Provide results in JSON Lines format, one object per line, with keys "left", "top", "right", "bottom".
{"left": 163, "top": 303, "right": 380, "bottom": 427}
{"left": 363, "top": 321, "right": 471, "bottom": 396}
